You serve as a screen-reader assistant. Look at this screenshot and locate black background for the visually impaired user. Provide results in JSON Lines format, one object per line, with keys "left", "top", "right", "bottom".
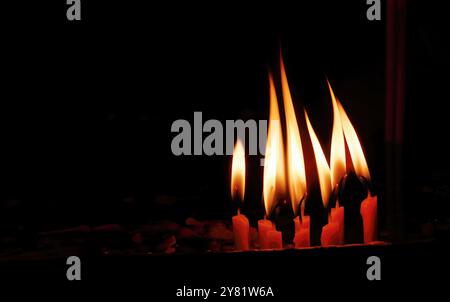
{"left": 0, "top": 0, "right": 449, "bottom": 286}
{"left": 1, "top": 1, "right": 387, "bottom": 227}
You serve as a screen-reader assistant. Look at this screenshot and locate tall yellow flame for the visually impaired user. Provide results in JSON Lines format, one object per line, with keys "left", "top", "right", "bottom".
{"left": 328, "top": 81, "right": 346, "bottom": 188}
{"left": 304, "top": 110, "right": 332, "bottom": 208}
{"left": 280, "top": 56, "right": 307, "bottom": 215}
{"left": 231, "top": 138, "right": 246, "bottom": 201}
{"left": 263, "top": 73, "right": 286, "bottom": 216}
{"left": 337, "top": 101, "right": 371, "bottom": 181}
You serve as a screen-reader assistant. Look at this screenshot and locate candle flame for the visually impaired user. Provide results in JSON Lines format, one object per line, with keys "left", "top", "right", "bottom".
{"left": 280, "top": 56, "right": 307, "bottom": 215}
{"left": 263, "top": 73, "right": 286, "bottom": 216}
{"left": 328, "top": 81, "right": 346, "bottom": 188}
{"left": 337, "top": 100, "right": 371, "bottom": 181}
{"left": 304, "top": 110, "right": 332, "bottom": 208}
{"left": 231, "top": 138, "right": 246, "bottom": 201}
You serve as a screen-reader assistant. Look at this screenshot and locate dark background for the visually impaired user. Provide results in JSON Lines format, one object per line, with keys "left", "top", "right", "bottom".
{"left": 0, "top": 0, "right": 448, "bottom": 241}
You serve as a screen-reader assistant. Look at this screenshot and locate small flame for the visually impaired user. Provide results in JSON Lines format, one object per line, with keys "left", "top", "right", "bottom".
{"left": 337, "top": 101, "right": 371, "bottom": 181}
{"left": 328, "top": 81, "right": 346, "bottom": 188}
{"left": 280, "top": 56, "right": 307, "bottom": 215}
{"left": 304, "top": 110, "right": 332, "bottom": 208}
{"left": 231, "top": 138, "right": 246, "bottom": 201}
{"left": 263, "top": 73, "right": 286, "bottom": 216}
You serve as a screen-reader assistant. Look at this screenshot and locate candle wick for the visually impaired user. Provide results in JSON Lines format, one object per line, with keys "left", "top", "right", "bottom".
{"left": 237, "top": 208, "right": 240, "bottom": 216}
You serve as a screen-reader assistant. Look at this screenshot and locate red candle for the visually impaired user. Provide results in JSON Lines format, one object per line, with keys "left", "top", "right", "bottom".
{"left": 267, "top": 229, "right": 283, "bottom": 249}
{"left": 231, "top": 139, "right": 249, "bottom": 251}
{"left": 232, "top": 209, "right": 250, "bottom": 251}
{"left": 281, "top": 53, "right": 309, "bottom": 249}
{"left": 336, "top": 96, "right": 375, "bottom": 244}
{"left": 260, "top": 73, "right": 286, "bottom": 250}
{"left": 360, "top": 193, "right": 378, "bottom": 243}
{"left": 293, "top": 216, "right": 301, "bottom": 233}
{"left": 258, "top": 217, "right": 274, "bottom": 249}
{"left": 321, "top": 202, "right": 344, "bottom": 246}
{"left": 293, "top": 216, "right": 310, "bottom": 248}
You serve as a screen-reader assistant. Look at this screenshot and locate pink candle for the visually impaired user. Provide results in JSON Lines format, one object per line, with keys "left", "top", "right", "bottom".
{"left": 293, "top": 216, "right": 310, "bottom": 248}
{"left": 267, "top": 229, "right": 283, "bottom": 249}
{"left": 232, "top": 209, "right": 250, "bottom": 251}
{"left": 258, "top": 217, "right": 274, "bottom": 249}
{"left": 360, "top": 193, "right": 378, "bottom": 243}
{"left": 321, "top": 203, "right": 344, "bottom": 246}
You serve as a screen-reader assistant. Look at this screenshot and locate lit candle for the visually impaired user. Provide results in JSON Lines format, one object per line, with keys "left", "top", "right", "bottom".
{"left": 337, "top": 98, "right": 377, "bottom": 244}
{"left": 231, "top": 138, "right": 249, "bottom": 251}
{"left": 321, "top": 202, "right": 344, "bottom": 246}
{"left": 260, "top": 72, "right": 285, "bottom": 250}
{"left": 320, "top": 81, "right": 346, "bottom": 247}
{"left": 293, "top": 216, "right": 301, "bottom": 233}
{"left": 232, "top": 208, "right": 250, "bottom": 251}
{"left": 293, "top": 215, "right": 310, "bottom": 248}
{"left": 304, "top": 109, "right": 333, "bottom": 246}
{"left": 360, "top": 193, "right": 377, "bottom": 243}
{"left": 267, "top": 229, "right": 283, "bottom": 249}
{"left": 280, "top": 54, "right": 309, "bottom": 248}
{"left": 258, "top": 217, "right": 274, "bottom": 249}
